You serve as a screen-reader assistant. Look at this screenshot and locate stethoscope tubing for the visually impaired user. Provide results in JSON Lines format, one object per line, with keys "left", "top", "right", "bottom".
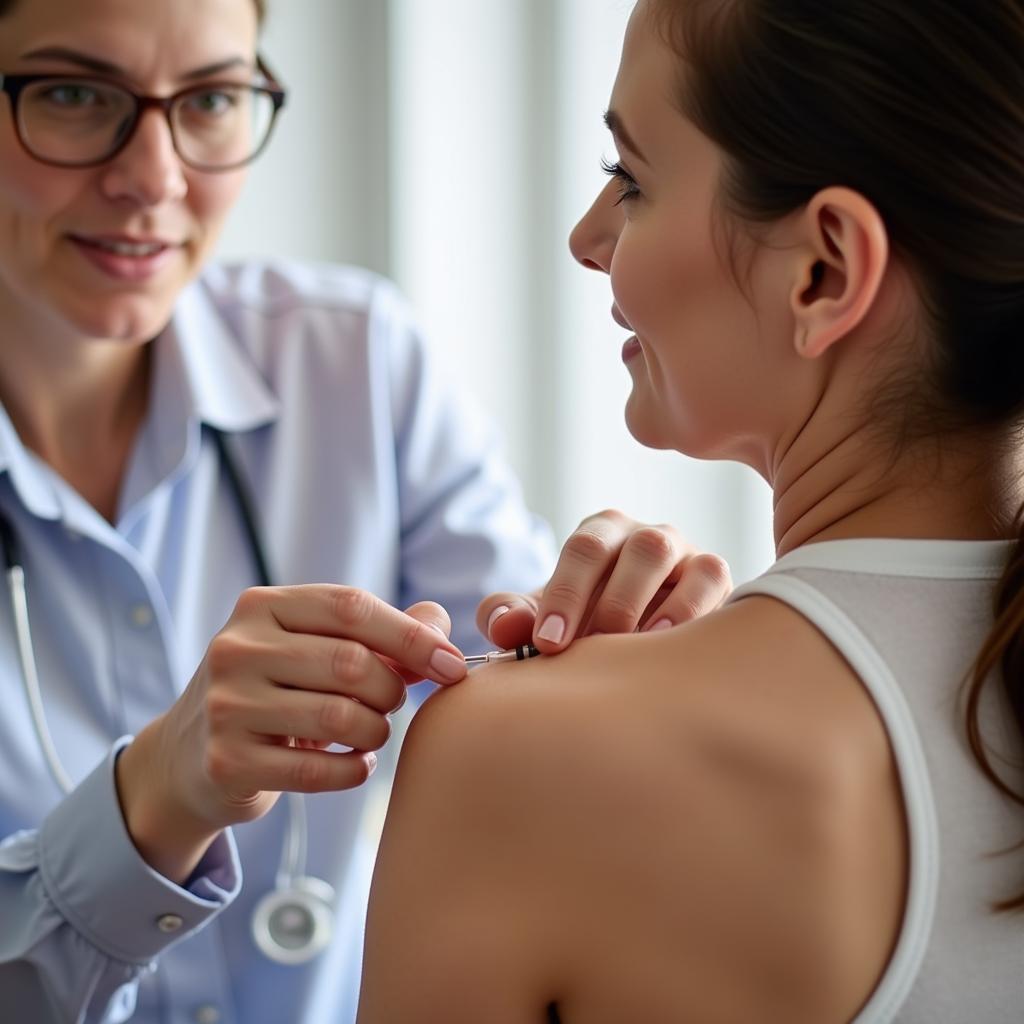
{"left": 2, "top": 517, "right": 74, "bottom": 795}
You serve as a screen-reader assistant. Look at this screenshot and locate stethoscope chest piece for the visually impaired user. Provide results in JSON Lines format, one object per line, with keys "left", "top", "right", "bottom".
{"left": 251, "top": 875, "right": 336, "bottom": 965}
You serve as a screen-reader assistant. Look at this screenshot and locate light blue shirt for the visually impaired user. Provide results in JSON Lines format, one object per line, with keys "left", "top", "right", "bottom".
{"left": 0, "top": 261, "right": 556, "bottom": 1023}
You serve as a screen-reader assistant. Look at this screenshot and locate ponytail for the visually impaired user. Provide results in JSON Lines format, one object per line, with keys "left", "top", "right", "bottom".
{"left": 965, "top": 503, "right": 1024, "bottom": 909}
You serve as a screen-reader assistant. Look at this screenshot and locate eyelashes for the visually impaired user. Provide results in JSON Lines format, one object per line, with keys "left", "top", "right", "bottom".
{"left": 601, "top": 157, "right": 641, "bottom": 205}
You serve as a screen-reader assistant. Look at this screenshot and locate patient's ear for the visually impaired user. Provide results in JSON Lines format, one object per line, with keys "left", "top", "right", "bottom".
{"left": 789, "top": 187, "right": 889, "bottom": 359}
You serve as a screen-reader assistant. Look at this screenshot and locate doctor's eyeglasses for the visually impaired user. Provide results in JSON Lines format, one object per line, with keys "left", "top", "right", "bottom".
{"left": 0, "top": 57, "right": 287, "bottom": 172}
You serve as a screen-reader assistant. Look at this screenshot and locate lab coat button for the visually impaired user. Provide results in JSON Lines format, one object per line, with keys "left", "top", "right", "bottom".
{"left": 156, "top": 913, "right": 183, "bottom": 933}
{"left": 131, "top": 604, "right": 153, "bottom": 627}
{"left": 194, "top": 1006, "right": 221, "bottom": 1024}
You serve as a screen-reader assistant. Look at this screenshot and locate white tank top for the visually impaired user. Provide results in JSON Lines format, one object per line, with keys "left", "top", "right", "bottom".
{"left": 730, "top": 538, "right": 1023, "bottom": 1022}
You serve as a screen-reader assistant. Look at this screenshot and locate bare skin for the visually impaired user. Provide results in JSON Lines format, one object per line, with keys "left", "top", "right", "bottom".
{"left": 357, "top": 0, "right": 1022, "bottom": 1019}
{"left": 360, "top": 601, "right": 907, "bottom": 1023}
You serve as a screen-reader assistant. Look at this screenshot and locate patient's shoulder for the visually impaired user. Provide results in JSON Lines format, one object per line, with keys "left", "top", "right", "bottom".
{"left": 411, "top": 593, "right": 891, "bottom": 792}
{"left": 390, "top": 598, "right": 906, "bottom": 1022}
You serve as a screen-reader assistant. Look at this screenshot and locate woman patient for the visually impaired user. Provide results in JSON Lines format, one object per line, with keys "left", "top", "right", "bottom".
{"left": 358, "top": 1, "right": 1024, "bottom": 1020}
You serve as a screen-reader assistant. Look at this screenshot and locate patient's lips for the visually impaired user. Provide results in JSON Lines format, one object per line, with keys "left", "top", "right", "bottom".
{"left": 612, "top": 304, "right": 642, "bottom": 362}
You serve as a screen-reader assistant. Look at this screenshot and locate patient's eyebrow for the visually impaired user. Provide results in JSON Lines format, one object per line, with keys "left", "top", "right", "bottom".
{"left": 20, "top": 46, "right": 252, "bottom": 81}
{"left": 604, "top": 109, "right": 650, "bottom": 165}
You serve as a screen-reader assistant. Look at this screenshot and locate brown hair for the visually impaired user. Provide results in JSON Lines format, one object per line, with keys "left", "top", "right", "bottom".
{"left": 651, "top": 0, "right": 1024, "bottom": 906}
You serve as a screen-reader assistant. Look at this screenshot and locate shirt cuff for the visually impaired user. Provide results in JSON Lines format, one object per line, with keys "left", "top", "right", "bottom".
{"left": 37, "top": 737, "right": 242, "bottom": 965}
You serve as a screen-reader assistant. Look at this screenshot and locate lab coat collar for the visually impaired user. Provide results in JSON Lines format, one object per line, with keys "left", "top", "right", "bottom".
{"left": 112, "top": 274, "right": 281, "bottom": 531}
{"left": 159, "top": 274, "right": 281, "bottom": 435}
{"left": 0, "top": 404, "right": 62, "bottom": 520}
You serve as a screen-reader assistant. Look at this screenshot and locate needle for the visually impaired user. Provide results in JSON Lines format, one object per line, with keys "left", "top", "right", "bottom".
{"left": 464, "top": 643, "right": 541, "bottom": 668}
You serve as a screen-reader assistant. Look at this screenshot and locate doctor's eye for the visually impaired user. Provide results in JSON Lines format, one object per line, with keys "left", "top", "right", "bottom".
{"left": 43, "top": 83, "right": 102, "bottom": 108}
{"left": 183, "top": 86, "right": 245, "bottom": 119}
{"left": 601, "top": 157, "right": 641, "bottom": 205}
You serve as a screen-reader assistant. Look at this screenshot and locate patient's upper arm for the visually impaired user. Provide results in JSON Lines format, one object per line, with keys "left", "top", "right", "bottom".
{"left": 356, "top": 651, "right": 587, "bottom": 1023}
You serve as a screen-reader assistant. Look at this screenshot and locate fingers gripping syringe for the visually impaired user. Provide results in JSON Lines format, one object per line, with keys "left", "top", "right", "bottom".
{"left": 464, "top": 644, "right": 541, "bottom": 668}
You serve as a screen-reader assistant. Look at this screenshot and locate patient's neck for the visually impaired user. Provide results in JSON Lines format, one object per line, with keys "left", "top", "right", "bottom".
{"left": 771, "top": 426, "right": 1022, "bottom": 556}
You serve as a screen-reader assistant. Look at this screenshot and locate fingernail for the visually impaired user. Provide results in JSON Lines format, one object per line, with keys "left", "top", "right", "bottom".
{"left": 487, "top": 605, "right": 511, "bottom": 634}
{"left": 647, "top": 618, "right": 673, "bottom": 632}
{"left": 537, "top": 614, "right": 566, "bottom": 645}
{"left": 365, "top": 752, "right": 378, "bottom": 776}
{"left": 429, "top": 647, "right": 466, "bottom": 683}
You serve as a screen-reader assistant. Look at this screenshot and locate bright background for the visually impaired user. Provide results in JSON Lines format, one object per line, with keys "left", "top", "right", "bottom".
{"left": 217, "top": 0, "right": 776, "bottom": 585}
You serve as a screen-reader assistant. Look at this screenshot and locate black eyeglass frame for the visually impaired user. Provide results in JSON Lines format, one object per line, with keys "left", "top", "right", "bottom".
{"left": 0, "top": 56, "right": 287, "bottom": 172}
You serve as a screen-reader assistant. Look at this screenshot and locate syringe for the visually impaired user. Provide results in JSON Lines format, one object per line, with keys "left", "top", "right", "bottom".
{"left": 464, "top": 643, "right": 541, "bottom": 668}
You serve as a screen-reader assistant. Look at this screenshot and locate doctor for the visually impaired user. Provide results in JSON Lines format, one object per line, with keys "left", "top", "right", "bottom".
{"left": 0, "top": 0, "right": 732, "bottom": 1021}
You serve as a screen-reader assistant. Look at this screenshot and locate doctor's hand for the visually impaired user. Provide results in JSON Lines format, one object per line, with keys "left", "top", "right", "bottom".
{"left": 115, "top": 586, "right": 464, "bottom": 885}
{"left": 477, "top": 509, "right": 732, "bottom": 654}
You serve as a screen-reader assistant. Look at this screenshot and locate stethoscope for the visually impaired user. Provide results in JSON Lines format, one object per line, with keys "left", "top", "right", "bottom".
{"left": 0, "top": 426, "right": 335, "bottom": 966}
